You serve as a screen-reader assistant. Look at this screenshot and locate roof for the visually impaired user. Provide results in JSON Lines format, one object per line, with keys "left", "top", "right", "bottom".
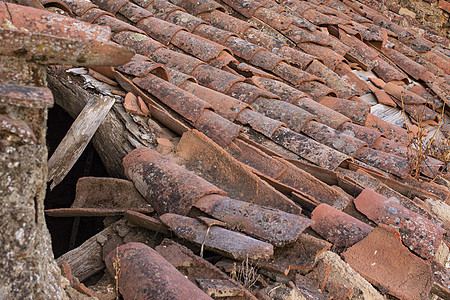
{"left": 2, "top": 0, "right": 449, "bottom": 299}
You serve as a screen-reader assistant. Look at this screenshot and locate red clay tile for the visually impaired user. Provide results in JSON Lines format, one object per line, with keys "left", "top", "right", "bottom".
{"left": 431, "top": 261, "right": 450, "bottom": 299}
{"left": 167, "top": 68, "right": 196, "bottom": 86}
{"left": 311, "top": 203, "right": 373, "bottom": 248}
{"left": 251, "top": 97, "right": 316, "bottom": 132}
{"left": 258, "top": 233, "right": 331, "bottom": 275}
{"left": 180, "top": 80, "right": 250, "bottom": 121}
{"left": 372, "top": 57, "right": 408, "bottom": 84}
{"left": 160, "top": 213, "right": 274, "bottom": 260}
{"left": 367, "top": 83, "right": 397, "bottom": 107}
{"left": 0, "top": 83, "right": 53, "bottom": 109}
{"left": 155, "top": 239, "right": 255, "bottom": 299}
{"left": 112, "top": 31, "right": 164, "bottom": 57}
{"left": 0, "top": 114, "right": 36, "bottom": 145}
{"left": 354, "top": 188, "right": 446, "bottom": 260}
{"left": 92, "top": 0, "right": 128, "bottom": 15}
{"left": 235, "top": 108, "right": 285, "bottom": 138}
{"left": 195, "top": 194, "right": 313, "bottom": 246}
{"left": 296, "top": 81, "right": 337, "bottom": 101}
{"left": 271, "top": 127, "right": 351, "bottom": 170}
{"left": 175, "top": 130, "right": 301, "bottom": 214}
{"left": 253, "top": 76, "right": 350, "bottom": 128}
{"left": 234, "top": 62, "right": 279, "bottom": 79}
{"left": 124, "top": 210, "right": 170, "bottom": 235}
{"left": 383, "top": 47, "right": 428, "bottom": 81}
{"left": 318, "top": 96, "right": 370, "bottom": 125}
{"left": 133, "top": 73, "right": 213, "bottom": 122}
{"left": 364, "top": 113, "right": 409, "bottom": 146}
{"left": 73, "top": 177, "right": 151, "bottom": 211}
{"left": 303, "top": 121, "right": 367, "bottom": 156}
{"left": 170, "top": 0, "right": 225, "bottom": 16}
{"left": 354, "top": 146, "right": 410, "bottom": 179}
{"left": 191, "top": 64, "right": 244, "bottom": 94}
{"left": 421, "top": 51, "right": 450, "bottom": 75}
{"left": 383, "top": 82, "right": 427, "bottom": 105}
{"left": 277, "top": 46, "right": 317, "bottom": 69}
{"left": 226, "top": 81, "right": 279, "bottom": 104}
{"left": 45, "top": 207, "right": 142, "bottom": 217}
{"left": 58, "top": 0, "right": 96, "bottom": 16}
{"left": 137, "top": 17, "right": 185, "bottom": 45}
{"left": 305, "top": 60, "right": 359, "bottom": 99}
{"left": 104, "top": 242, "right": 212, "bottom": 299}
{"left": 79, "top": 7, "right": 113, "bottom": 24}
{"left": 339, "top": 122, "right": 382, "bottom": 147}
{"left": 342, "top": 224, "right": 432, "bottom": 300}
{"left": 117, "top": 57, "right": 168, "bottom": 79}
{"left": 298, "top": 42, "right": 345, "bottom": 71}
{"left": 334, "top": 62, "right": 370, "bottom": 94}
{"left": 123, "top": 147, "right": 225, "bottom": 215}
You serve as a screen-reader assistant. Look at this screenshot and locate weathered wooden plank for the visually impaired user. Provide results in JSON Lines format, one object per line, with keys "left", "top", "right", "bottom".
{"left": 47, "top": 94, "right": 115, "bottom": 189}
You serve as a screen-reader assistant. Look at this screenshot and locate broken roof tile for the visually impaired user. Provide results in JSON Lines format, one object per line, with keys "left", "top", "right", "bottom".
{"left": 123, "top": 146, "right": 225, "bottom": 215}
{"left": 160, "top": 213, "right": 274, "bottom": 260}
{"left": 364, "top": 113, "right": 409, "bottom": 146}
{"left": 354, "top": 188, "right": 446, "bottom": 260}
{"left": 104, "top": 242, "right": 212, "bottom": 299}
{"left": 310, "top": 203, "right": 373, "bottom": 248}
{"left": 372, "top": 56, "right": 409, "bottom": 83}
{"left": 194, "top": 194, "right": 312, "bottom": 246}
{"left": 258, "top": 233, "right": 331, "bottom": 275}
{"left": 342, "top": 224, "right": 432, "bottom": 300}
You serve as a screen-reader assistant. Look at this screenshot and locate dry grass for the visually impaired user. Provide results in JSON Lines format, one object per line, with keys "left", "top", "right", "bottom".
{"left": 401, "top": 95, "right": 447, "bottom": 179}
{"left": 230, "top": 255, "right": 260, "bottom": 289}
{"left": 112, "top": 248, "right": 121, "bottom": 300}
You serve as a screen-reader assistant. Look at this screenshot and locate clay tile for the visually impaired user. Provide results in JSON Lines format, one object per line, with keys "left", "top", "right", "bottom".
{"left": 193, "top": 24, "right": 236, "bottom": 45}
{"left": 117, "top": 57, "right": 168, "bottom": 79}
{"left": 224, "top": 36, "right": 263, "bottom": 61}
{"left": 72, "top": 177, "right": 152, "bottom": 211}
{"left": 244, "top": 27, "right": 287, "bottom": 53}
{"left": 421, "top": 51, "right": 450, "bottom": 75}
{"left": 133, "top": 73, "right": 214, "bottom": 122}
{"left": 303, "top": 121, "right": 367, "bottom": 156}
{"left": 430, "top": 261, "right": 450, "bottom": 299}
{"left": 6, "top": 2, "right": 110, "bottom": 41}
{"left": 333, "top": 62, "right": 370, "bottom": 95}
{"left": 79, "top": 8, "right": 113, "bottom": 24}
{"left": 339, "top": 122, "right": 382, "bottom": 147}
{"left": 0, "top": 83, "right": 53, "bottom": 108}
{"left": 221, "top": 0, "right": 263, "bottom": 18}
{"left": 235, "top": 108, "right": 285, "bottom": 138}
{"left": 277, "top": 46, "right": 318, "bottom": 69}
{"left": 342, "top": 225, "right": 432, "bottom": 300}
{"left": 372, "top": 57, "right": 409, "bottom": 84}
{"left": 193, "top": 109, "right": 242, "bottom": 147}
{"left": 354, "top": 147, "right": 410, "bottom": 178}
{"left": 250, "top": 49, "right": 286, "bottom": 72}
{"left": 123, "top": 147, "right": 225, "bottom": 215}
{"left": 191, "top": 64, "right": 244, "bottom": 94}
{"left": 167, "top": 10, "right": 205, "bottom": 33}
{"left": 112, "top": 31, "right": 164, "bottom": 57}
{"left": 170, "top": 30, "right": 231, "bottom": 62}
{"left": 180, "top": 80, "right": 249, "bottom": 121}
{"left": 167, "top": 68, "right": 196, "bottom": 87}
{"left": 258, "top": 233, "right": 331, "bottom": 275}
{"left": 367, "top": 83, "right": 397, "bottom": 107}
{"left": 384, "top": 47, "right": 428, "bottom": 81}
{"left": 61, "top": 0, "right": 97, "bottom": 16}
{"left": 354, "top": 188, "right": 446, "bottom": 260}
{"left": 338, "top": 31, "right": 378, "bottom": 70}
{"left": 171, "top": 0, "right": 225, "bottom": 16}
{"left": 91, "top": 0, "right": 127, "bottom": 15}
{"left": 235, "top": 62, "right": 279, "bottom": 79}
{"left": 311, "top": 204, "right": 373, "bottom": 248}
{"left": 142, "top": 0, "right": 184, "bottom": 20}
{"left": 0, "top": 114, "right": 36, "bottom": 145}
{"left": 160, "top": 213, "right": 274, "bottom": 260}
{"left": 298, "top": 42, "right": 345, "bottom": 71}
{"left": 96, "top": 14, "right": 146, "bottom": 34}
{"left": 151, "top": 48, "right": 204, "bottom": 75}
{"left": 253, "top": 7, "right": 293, "bottom": 31}
{"left": 136, "top": 17, "right": 186, "bottom": 45}
{"left": 124, "top": 210, "right": 170, "bottom": 234}
{"left": 383, "top": 82, "right": 427, "bottom": 105}
{"left": 318, "top": 97, "right": 370, "bottom": 125}
{"left": 175, "top": 130, "right": 300, "bottom": 214}
{"left": 273, "top": 62, "right": 322, "bottom": 86}
{"left": 251, "top": 97, "right": 316, "bottom": 132}
{"left": 45, "top": 207, "right": 137, "bottom": 217}
{"left": 253, "top": 77, "right": 350, "bottom": 128}
{"left": 104, "top": 243, "right": 212, "bottom": 299}
{"left": 404, "top": 104, "right": 440, "bottom": 126}
{"left": 123, "top": 92, "right": 142, "bottom": 115}
{"left": 271, "top": 127, "right": 351, "bottom": 170}
{"left": 194, "top": 194, "right": 313, "bottom": 246}
{"left": 226, "top": 81, "right": 279, "bottom": 104}
{"left": 364, "top": 113, "right": 409, "bottom": 146}
{"left": 296, "top": 81, "right": 337, "bottom": 101}
{"left": 305, "top": 60, "right": 359, "bottom": 98}
{"left": 202, "top": 10, "right": 256, "bottom": 38}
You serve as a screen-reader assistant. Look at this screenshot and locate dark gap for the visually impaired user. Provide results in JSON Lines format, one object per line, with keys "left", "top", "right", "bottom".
{"left": 45, "top": 104, "right": 109, "bottom": 258}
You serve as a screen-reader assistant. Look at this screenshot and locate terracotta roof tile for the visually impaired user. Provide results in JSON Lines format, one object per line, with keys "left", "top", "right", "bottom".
{"left": 354, "top": 188, "right": 446, "bottom": 260}
{"left": 194, "top": 194, "right": 313, "bottom": 246}
{"left": 160, "top": 213, "right": 274, "bottom": 260}
{"left": 311, "top": 203, "right": 373, "bottom": 248}
{"left": 318, "top": 96, "right": 370, "bottom": 125}
{"left": 342, "top": 224, "right": 432, "bottom": 300}
{"left": 104, "top": 242, "right": 212, "bottom": 299}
